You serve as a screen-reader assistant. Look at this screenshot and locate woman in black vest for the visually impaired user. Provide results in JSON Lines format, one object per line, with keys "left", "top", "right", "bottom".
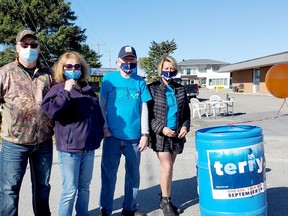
{"left": 147, "top": 56, "right": 191, "bottom": 216}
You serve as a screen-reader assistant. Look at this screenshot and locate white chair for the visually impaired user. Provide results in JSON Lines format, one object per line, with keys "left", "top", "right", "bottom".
{"left": 209, "top": 95, "right": 226, "bottom": 116}
{"left": 190, "top": 98, "right": 208, "bottom": 119}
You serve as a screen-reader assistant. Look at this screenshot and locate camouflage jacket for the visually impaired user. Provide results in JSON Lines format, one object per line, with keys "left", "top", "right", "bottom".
{"left": 0, "top": 60, "right": 54, "bottom": 145}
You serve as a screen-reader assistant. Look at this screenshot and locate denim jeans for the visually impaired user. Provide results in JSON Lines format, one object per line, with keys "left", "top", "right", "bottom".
{"left": 58, "top": 150, "right": 95, "bottom": 216}
{"left": 100, "top": 136, "right": 141, "bottom": 215}
{"left": 0, "top": 138, "right": 53, "bottom": 216}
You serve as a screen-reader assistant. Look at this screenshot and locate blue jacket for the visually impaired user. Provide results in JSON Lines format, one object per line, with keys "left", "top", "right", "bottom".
{"left": 41, "top": 82, "right": 104, "bottom": 152}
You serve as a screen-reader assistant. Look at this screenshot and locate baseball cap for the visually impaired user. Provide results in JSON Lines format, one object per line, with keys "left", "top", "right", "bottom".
{"left": 16, "top": 29, "right": 37, "bottom": 43}
{"left": 118, "top": 45, "right": 137, "bottom": 59}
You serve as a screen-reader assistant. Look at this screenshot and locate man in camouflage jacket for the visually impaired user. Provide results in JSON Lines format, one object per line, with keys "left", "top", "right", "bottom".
{"left": 0, "top": 30, "right": 54, "bottom": 216}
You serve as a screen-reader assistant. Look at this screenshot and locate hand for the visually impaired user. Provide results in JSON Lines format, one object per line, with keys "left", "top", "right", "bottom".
{"left": 64, "top": 79, "right": 77, "bottom": 92}
{"left": 162, "top": 127, "right": 176, "bottom": 137}
{"left": 178, "top": 126, "right": 188, "bottom": 138}
{"left": 139, "top": 135, "right": 148, "bottom": 152}
{"left": 103, "top": 128, "right": 112, "bottom": 137}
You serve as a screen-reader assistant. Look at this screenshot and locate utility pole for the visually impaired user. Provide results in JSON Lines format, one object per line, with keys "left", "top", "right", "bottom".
{"left": 92, "top": 43, "right": 105, "bottom": 56}
{"left": 105, "top": 50, "right": 112, "bottom": 68}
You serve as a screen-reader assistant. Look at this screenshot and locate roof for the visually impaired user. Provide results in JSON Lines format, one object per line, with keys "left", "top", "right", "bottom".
{"left": 90, "top": 67, "right": 117, "bottom": 76}
{"left": 178, "top": 59, "right": 230, "bottom": 66}
{"left": 177, "top": 59, "right": 230, "bottom": 72}
{"left": 218, "top": 51, "right": 288, "bottom": 73}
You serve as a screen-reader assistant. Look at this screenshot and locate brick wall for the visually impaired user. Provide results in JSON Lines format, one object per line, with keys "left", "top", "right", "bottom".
{"left": 231, "top": 66, "right": 272, "bottom": 94}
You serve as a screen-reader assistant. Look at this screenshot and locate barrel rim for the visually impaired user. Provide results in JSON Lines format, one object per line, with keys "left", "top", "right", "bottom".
{"left": 196, "top": 125, "right": 262, "bottom": 139}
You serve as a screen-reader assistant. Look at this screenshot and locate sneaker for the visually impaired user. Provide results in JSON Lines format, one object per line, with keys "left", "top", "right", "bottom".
{"left": 121, "top": 209, "right": 146, "bottom": 216}
{"left": 160, "top": 197, "right": 183, "bottom": 216}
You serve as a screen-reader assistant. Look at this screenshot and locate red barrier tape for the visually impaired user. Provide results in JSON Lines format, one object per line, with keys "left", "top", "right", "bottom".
{"left": 228, "top": 98, "right": 288, "bottom": 127}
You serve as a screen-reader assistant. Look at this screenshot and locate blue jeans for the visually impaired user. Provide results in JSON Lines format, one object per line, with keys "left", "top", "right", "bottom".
{"left": 58, "top": 150, "right": 95, "bottom": 216}
{"left": 0, "top": 138, "right": 53, "bottom": 216}
{"left": 100, "top": 136, "right": 141, "bottom": 215}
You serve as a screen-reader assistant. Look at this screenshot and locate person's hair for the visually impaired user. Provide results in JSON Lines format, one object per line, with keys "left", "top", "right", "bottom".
{"left": 157, "top": 56, "right": 178, "bottom": 76}
{"left": 53, "top": 51, "right": 90, "bottom": 83}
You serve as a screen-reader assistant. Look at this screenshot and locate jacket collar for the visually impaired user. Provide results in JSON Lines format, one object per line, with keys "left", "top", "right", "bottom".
{"left": 159, "top": 78, "right": 177, "bottom": 91}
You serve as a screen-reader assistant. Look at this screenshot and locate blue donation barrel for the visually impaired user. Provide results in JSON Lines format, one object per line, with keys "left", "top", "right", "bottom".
{"left": 196, "top": 125, "right": 267, "bottom": 216}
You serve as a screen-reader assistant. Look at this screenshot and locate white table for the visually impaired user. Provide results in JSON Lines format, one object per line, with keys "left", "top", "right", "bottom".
{"left": 204, "top": 100, "right": 219, "bottom": 117}
{"left": 205, "top": 99, "right": 234, "bottom": 118}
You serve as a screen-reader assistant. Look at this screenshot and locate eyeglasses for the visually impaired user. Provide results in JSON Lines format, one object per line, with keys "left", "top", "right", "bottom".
{"left": 18, "top": 43, "right": 39, "bottom": 49}
{"left": 64, "top": 64, "right": 81, "bottom": 71}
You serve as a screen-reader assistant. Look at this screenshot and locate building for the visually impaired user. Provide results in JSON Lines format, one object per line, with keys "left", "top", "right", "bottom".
{"left": 218, "top": 51, "right": 288, "bottom": 94}
{"left": 89, "top": 67, "right": 117, "bottom": 94}
{"left": 177, "top": 59, "right": 231, "bottom": 90}
{"left": 90, "top": 67, "right": 117, "bottom": 76}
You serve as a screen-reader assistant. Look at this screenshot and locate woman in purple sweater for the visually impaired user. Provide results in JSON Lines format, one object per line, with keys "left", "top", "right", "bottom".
{"left": 41, "top": 51, "right": 104, "bottom": 216}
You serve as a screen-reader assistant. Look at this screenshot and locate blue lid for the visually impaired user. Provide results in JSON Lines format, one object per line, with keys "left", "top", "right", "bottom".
{"left": 196, "top": 125, "right": 262, "bottom": 140}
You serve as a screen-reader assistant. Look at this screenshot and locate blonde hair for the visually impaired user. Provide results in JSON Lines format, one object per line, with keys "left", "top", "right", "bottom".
{"left": 157, "top": 56, "right": 178, "bottom": 76}
{"left": 53, "top": 51, "right": 90, "bottom": 83}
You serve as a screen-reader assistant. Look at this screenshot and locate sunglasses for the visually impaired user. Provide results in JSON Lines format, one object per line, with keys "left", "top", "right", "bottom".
{"left": 18, "top": 43, "right": 39, "bottom": 49}
{"left": 64, "top": 64, "right": 82, "bottom": 71}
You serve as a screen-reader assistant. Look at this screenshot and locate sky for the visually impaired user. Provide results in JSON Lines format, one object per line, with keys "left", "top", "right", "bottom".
{"left": 69, "top": 0, "right": 288, "bottom": 69}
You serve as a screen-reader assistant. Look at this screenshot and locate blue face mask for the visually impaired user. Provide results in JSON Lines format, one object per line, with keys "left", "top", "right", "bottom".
{"left": 161, "top": 71, "right": 177, "bottom": 82}
{"left": 19, "top": 48, "right": 38, "bottom": 63}
{"left": 120, "top": 63, "right": 137, "bottom": 74}
{"left": 64, "top": 70, "right": 82, "bottom": 80}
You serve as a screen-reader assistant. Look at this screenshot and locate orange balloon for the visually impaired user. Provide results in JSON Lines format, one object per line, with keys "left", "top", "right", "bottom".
{"left": 265, "top": 63, "right": 288, "bottom": 98}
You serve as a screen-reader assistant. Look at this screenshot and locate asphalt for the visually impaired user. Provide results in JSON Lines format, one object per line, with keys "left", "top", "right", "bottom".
{"left": 13, "top": 88, "right": 288, "bottom": 215}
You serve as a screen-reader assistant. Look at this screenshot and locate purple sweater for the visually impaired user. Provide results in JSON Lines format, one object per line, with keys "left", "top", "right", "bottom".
{"left": 41, "top": 82, "right": 104, "bottom": 152}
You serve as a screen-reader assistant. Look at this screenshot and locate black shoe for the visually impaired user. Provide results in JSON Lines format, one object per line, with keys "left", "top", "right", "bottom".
{"left": 170, "top": 202, "right": 183, "bottom": 214}
{"left": 122, "top": 209, "right": 146, "bottom": 216}
{"left": 100, "top": 209, "right": 110, "bottom": 216}
{"left": 160, "top": 197, "right": 183, "bottom": 216}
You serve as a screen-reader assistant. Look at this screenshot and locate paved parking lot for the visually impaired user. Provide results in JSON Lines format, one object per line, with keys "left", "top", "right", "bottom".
{"left": 14, "top": 88, "right": 288, "bottom": 215}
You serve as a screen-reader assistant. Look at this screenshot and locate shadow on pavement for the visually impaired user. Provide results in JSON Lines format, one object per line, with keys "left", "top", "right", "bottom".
{"left": 89, "top": 176, "right": 198, "bottom": 215}
{"left": 267, "top": 187, "right": 288, "bottom": 216}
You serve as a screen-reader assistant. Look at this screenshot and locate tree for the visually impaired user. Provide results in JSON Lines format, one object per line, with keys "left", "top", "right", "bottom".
{"left": 0, "top": 0, "right": 101, "bottom": 68}
{"left": 0, "top": 47, "right": 16, "bottom": 67}
{"left": 139, "top": 39, "right": 177, "bottom": 83}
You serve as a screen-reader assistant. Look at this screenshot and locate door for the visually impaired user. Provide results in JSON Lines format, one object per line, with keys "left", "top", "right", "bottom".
{"left": 253, "top": 68, "right": 260, "bottom": 93}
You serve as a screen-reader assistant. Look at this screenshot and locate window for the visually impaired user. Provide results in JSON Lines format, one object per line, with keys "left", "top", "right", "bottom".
{"left": 191, "top": 67, "right": 198, "bottom": 75}
{"left": 209, "top": 78, "right": 228, "bottom": 86}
